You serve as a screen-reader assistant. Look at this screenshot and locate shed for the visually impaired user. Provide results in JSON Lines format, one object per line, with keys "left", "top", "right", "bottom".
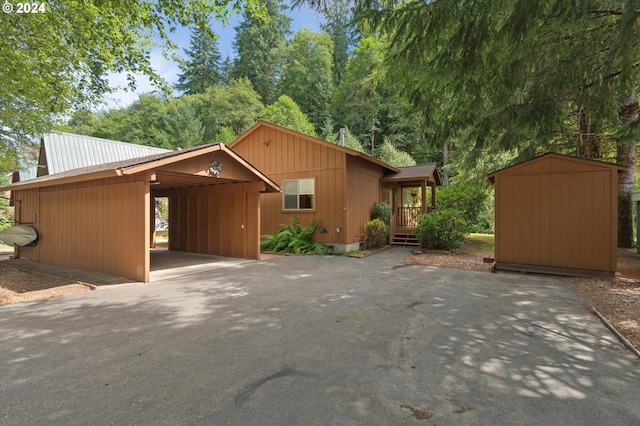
{"left": 1, "top": 143, "right": 279, "bottom": 282}
{"left": 488, "top": 153, "right": 627, "bottom": 276}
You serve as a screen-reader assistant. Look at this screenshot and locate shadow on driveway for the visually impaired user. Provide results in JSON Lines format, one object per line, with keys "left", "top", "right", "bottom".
{"left": 1, "top": 247, "right": 638, "bottom": 425}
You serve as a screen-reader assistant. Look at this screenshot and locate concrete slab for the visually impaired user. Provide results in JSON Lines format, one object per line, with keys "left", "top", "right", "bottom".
{"left": 1, "top": 247, "right": 638, "bottom": 425}
{"left": 149, "top": 249, "right": 254, "bottom": 282}
{"left": 1, "top": 250, "right": 253, "bottom": 286}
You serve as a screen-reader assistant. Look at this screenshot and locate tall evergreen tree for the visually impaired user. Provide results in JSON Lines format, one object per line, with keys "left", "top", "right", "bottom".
{"left": 331, "top": 36, "right": 386, "bottom": 153}
{"left": 231, "top": 0, "right": 291, "bottom": 104}
{"left": 320, "top": 0, "right": 358, "bottom": 87}
{"left": 278, "top": 29, "right": 334, "bottom": 133}
{"left": 321, "top": 0, "right": 359, "bottom": 86}
{"left": 356, "top": 0, "right": 639, "bottom": 245}
{"left": 175, "top": 26, "right": 223, "bottom": 94}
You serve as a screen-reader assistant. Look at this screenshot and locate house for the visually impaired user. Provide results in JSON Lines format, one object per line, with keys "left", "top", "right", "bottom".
{"left": 230, "top": 121, "right": 441, "bottom": 251}
{"left": 488, "top": 153, "right": 627, "bottom": 276}
{"left": 1, "top": 143, "right": 280, "bottom": 282}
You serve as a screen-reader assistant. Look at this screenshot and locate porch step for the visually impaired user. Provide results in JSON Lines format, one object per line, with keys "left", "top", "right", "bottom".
{"left": 391, "top": 233, "right": 420, "bottom": 247}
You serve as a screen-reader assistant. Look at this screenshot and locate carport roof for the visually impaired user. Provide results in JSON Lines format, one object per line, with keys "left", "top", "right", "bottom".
{"left": 0, "top": 143, "right": 280, "bottom": 193}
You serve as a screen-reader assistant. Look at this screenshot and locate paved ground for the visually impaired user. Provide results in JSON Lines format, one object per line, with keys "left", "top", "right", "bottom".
{"left": 1, "top": 248, "right": 639, "bottom": 425}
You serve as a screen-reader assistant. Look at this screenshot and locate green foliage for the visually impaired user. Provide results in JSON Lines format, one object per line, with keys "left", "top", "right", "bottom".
{"left": 416, "top": 209, "right": 467, "bottom": 251}
{"left": 331, "top": 36, "right": 386, "bottom": 152}
{"left": 0, "top": 174, "right": 13, "bottom": 231}
{"left": 231, "top": 0, "right": 291, "bottom": 103}
{"left": 378, "top": 138, "right": 416, "bottom": 167}
{"left": 260, "top": 218, "right": 330, "bottom": 255}
{"left": 363, "top": 0, "right": 639, "bottom": 164}
{"left": 175, "top": 25, "right": 224, "bottom": 94}
{"left": 371, "top": 202, "right": 391, "bottom": 228}
{"left": 371, "top": 201, "right": 391, "bottom": 243}
{"left": 364, "top": 218, "right": 387, "bottom": 249}
{"left": 277, "top": 29, "right": 335, "bottom": 132}
{"left": 0, "top": 0, "right": 266, "bottom": 170}
{"left": 88, "top": 93, "right": 204, "bottom": 149}
{"left": 262, "top": 95, "right": 317, "bottom": 136}
{"left": 326, "top": 126, "right": 365, "bottom": 153}
{"left": 192, "top": 78, "right": 264, "bottom": 141}
{"left": 215, "top": 127, "right": 237, "bottom": 143}
{"left": 436, "top": 184, "right": 489, "bottom": 230}
{"left": 320, "top": 0, "right": 357, "bottom": 87}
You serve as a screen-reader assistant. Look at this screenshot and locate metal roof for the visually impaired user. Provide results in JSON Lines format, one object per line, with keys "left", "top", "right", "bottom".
{"left": 1, "top": 143, "right": 280, "bottom": 194}
{"left": 41, "top": 133, "right": 171, "bottom": 175}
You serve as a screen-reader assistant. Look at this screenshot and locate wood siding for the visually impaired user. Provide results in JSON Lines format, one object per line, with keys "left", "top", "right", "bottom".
{"left": 493, "top": 155, "right": 620, "bottom": 272}
{"left": 346, "top": 156, "right": 385, "bottom": 243}
{"left": 232, "top": 125, "right": 349, "bottom": 244}
{"left": 13, "top": 179, "right": 149, "bottom": 281}
{"left": 167, "top": 183, "right": 262, "bottom": 259}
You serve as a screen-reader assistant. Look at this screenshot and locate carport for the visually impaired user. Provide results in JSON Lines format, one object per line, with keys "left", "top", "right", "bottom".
{"left": 1, "top": 144, "right": 279, "bottom": 282}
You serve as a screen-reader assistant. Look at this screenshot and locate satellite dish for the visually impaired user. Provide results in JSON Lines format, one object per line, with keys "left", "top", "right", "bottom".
{"left": 0, "top": 225, "right": 38, "bottom": 247}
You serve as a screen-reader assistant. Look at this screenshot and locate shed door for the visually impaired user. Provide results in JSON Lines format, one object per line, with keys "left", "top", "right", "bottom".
{"left": 232, "top": 192, "right": 246, "bottom": 257}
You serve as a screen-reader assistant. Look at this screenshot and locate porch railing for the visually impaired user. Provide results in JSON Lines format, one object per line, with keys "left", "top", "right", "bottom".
{"left": 396, "top": 207, "right": 422, "bottom": 228}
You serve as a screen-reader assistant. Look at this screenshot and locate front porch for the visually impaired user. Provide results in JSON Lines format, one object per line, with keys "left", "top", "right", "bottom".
{"left": 381, "top": 164, "right": 442, "bottom": 247}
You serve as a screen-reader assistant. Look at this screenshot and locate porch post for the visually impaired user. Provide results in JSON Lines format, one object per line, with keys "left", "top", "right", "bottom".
{"left": 430, "top": 182, "right": 436, "bottom": 209}
{"left": 421, "top": 180, "right": 427, "bottom": 214}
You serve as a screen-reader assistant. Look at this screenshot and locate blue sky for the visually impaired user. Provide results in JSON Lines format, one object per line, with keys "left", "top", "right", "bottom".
{"left": 103, "top": 3, "right": 324, "bottom": 110}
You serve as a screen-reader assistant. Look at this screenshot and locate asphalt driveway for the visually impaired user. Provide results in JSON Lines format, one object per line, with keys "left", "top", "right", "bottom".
{"left": 1, "top": 248, "right": 639, "bottom": 425}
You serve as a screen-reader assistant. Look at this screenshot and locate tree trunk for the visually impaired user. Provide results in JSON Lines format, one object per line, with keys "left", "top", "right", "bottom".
{"left": 442, "top": 141, "right": 449, "bottom": 186}
{"left": 576, "top": 107, "right": 602, "bottom": 159}
{"left": 617, "top": 97, "right": 639, "bottom": 248}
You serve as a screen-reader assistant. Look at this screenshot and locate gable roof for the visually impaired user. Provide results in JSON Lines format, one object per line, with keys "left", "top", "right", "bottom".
{"left": 487, "top": 152, "right": 627, "bottom": 183}
{"left": 382, "top": 164, "right": 442, "bottom": 185}
{"left": 38, "top": 132, "right": 171, "bottom": 176}
{"left": 1, "top": 143, "right": 280, "bottom": 193}
{"left": 231, "top": 121, "right": 400, "bottom": 173}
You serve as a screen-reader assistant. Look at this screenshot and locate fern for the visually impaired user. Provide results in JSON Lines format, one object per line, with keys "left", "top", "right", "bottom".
{"left": 260, "top": 218, "right": 330, "bottom": 255}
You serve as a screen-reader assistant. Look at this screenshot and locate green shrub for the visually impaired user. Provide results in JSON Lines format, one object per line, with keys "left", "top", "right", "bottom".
{"left": 260, "top": 218, "right": 331, "bottom": 255}
{"left": 371, "top": 202, "right": 391, "bottom": 226}
{"left": 436, "top": 184, "right": 488, "bottom": 229}
{"left": 371, "top": 202, "right": 391, "bottom": 243}
{"left": 364, "top": 218, "right": 388, "bottom": 250}
{"left": 416, "top": 208, "right": 467, "bottom": 250}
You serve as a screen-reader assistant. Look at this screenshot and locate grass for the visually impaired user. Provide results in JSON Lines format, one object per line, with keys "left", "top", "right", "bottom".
{"left": 466, "top": 233, "right": 495, "bottom": 253}
{"left": 155, "top": 230, "right": 168, "bottom": 244}
{"left": 345, "top": 249, "right": 371, "bottom": 258}
{"left": 0, "top": 243, "right": 13, "bottom": 252}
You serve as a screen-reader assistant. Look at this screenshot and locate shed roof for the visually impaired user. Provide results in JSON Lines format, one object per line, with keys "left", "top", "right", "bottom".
{"left": 1, "top": 143, "right": 280, "bottom": 193}
{"left": 381, "top": 164, "right": 442, "bottom": 185}
{"left": 39, "top": 132, "right": 171, "bottom": 176}
{"left": 487, "top": 152, "right": 627, "bottom": 183}
{"left": 231, "top": 121, "right": 400, "bottom": 173}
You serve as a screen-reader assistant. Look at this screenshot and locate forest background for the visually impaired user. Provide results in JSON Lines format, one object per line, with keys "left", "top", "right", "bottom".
{"left": 1, "top": 0, "right": 638, "bottom": 245}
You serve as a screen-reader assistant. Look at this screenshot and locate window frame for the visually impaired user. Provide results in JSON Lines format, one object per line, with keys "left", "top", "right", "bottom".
{"left": 282, "top": 178, "right": 316, "bottom": 211}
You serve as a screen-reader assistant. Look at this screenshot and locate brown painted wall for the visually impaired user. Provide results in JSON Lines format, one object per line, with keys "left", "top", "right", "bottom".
{"left": 168, "top": 183, "right": 262, "bottom": 259}
{"left": 493, "top": 155, "right": 620, "bottom": 272}
{"left": 232, "top": 125, "right": 349, "bottom": 244}
{"left": 346, "top": 156, "right": 385, "bottom": 243}
{"left": 14, "top": 178, "right": 149, "bottom": 281}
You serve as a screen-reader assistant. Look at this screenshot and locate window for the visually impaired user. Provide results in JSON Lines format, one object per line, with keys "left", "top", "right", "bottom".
{"left": 283, "top": 178, "right": 315, "bottom": 210}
